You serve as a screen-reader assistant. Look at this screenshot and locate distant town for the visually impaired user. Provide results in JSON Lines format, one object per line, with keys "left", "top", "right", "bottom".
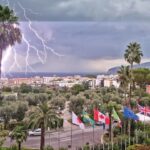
{"left": 0, "top": 74, "right": 120, "bottom": 89}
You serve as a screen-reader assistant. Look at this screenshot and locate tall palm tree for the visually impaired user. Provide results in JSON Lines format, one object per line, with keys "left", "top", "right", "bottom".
{"left": 0, "top": 5, "right": 22, "bottom": 77}
{"left": 118, "top": 65, "right": 130, "bottom": 103}
{"left": 11, "top": 126, "right": 28, "bottom": 150}
{"left": 124, "top": 42, "right": 143, "bottom": 69}
{"left": 124, "top": 42, "right": 143, "bottom": 145}
{"left": 124, "top": 42, "right": 143, "bottom": 102}
{"left": 28, "top": 102, "right": 59, "bottom": 150}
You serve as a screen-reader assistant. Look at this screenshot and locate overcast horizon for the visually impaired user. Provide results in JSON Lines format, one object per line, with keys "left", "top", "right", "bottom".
{"left": 1, "top": 0, "right": 150, "bottom": 74}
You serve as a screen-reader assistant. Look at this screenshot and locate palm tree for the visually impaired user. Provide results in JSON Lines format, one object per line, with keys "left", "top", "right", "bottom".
{"left": 11, "top": 126, "right": 28, "bottom": 150}
{"left": 124, "top": 42, "right": 143, "bottom": 69}
{"left": 124, "top": 42, "right": 143, "bottom": 145}
{"left": 28, "top": 102, "right": 59, "bottom": 150}
{"left": 117, "top": 65, "right": 130, "bottom": 104}
{"left": 124, "top": 42, "right": 143, "bottom": 103}
{"left": 0, "top": 5, "right": 22, "bottom": 77}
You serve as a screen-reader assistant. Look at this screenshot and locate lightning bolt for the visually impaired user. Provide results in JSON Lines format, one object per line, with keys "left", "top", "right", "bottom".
{"left": 1, "top": 0, "right": 64, "bottom": 77}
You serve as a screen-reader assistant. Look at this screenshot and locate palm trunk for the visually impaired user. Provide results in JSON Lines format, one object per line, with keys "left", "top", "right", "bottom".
{"left": 18, "top": 142, "right": 21, "bottom": 150}
{"left": 40, "top": 123, "right": 45, "bottom": 150}
{"left": 128, "top": 63, "right": 133, "bottom": 145}
{"left": 129, "top": 63, "right": 133, "bottom": 105}
{"left": 109, "top": 109, "right": 112, "bottom": 142}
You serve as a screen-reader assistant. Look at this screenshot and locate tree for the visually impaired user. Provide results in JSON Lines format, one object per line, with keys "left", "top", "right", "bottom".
{"left": 118, "top": 65, "right": 130, "bottom": 103}
{"left": 0, "top": 5, "right": 22, "bottom": 76}
{"left": 124, "top": 42, "right": 143, "bottom": 100}
{"left": 71, "top": 84, "right": 85, "bottom": 95}
{"left": 133, "top": 68, "right": 150, "bottom": 89}
{"left": 14, "top": 102, "right": 28, "bottom": 121}
{"left": 28, "top": 102, "right": 59, "bottom": 150}
{"left": 124, "top": 42, "right": 143, "bottom": 69}
{"left": 124, "top": 42, "right": 143, "bottom": 145}
{"left": 0, "top": 105, "right": 15, "bottom": 129}
{"left": 11, "top": 126, "right": 27, "bottom": 150}
{"left": 20, "top": 83, "right": 32, "bottom": 93}
{"left": 69, "top": 96, "right": 85, "bottom": 115}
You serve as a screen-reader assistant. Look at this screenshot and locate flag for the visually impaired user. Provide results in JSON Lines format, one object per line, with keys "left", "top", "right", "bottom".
{"left": 112, "top": 108, "right": 121, "bottom": 127}
{"left": 72, "top": 112, "right": 85, "bottom": 130}
{"left": 123, "top": 107, "right": 139, "bottom": 120}
{"left": 94, "top": 109, "right": 110, "bottom": 124}
{"left": 82, "top": 111, "right": 95, "bottom": 126}
{"left": 137, "top": 104, "right": 150, "bottom": 115}
{"left": 105, "top": 115, "right": 110, "bottom": 125}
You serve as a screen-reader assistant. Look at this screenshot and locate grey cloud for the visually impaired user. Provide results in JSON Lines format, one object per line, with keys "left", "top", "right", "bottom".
{"left": 2, "top": 22, "right": 150, "bottom": 73}
{"left": 1, "top": 0, "right": 150, "bottom": 21}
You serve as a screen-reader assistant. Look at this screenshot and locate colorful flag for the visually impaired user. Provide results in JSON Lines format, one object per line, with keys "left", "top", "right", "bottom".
{"left": 82, "top": 111, "right": 95, "bottom": 126}
{"left": 137, "top": 104, "right": 150, "bottom": 115}
{"left": 94, "top": 109, "right": 110, "bottom": 124}
{"left": 72, "top": 112, "right": 85, "bottom": 130}
{"left": 112, "top": 108, "right": 121, "bottom": 127}
{"left": 123, "top": 107, "right": 139, "bottom": 120}
{"left": 105, "top": 115, "right": 110, "bottom": 125}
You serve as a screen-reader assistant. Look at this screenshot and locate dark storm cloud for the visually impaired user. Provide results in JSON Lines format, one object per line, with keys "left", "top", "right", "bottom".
{"left": 9, "top": 21, "right": 150, "bottom": 61}
{"left": 35, "top": 22, "right": 150, "bottom": 59}
{"left": 2, "top": 21, "right": 150, "bottom": 72}
{"left": 1, "top": 0, "right": 150, "bottom": 21}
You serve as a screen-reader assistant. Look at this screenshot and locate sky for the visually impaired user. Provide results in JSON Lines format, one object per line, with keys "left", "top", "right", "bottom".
{"left": 1, "top": 0, "right": 150, "bottom": 73}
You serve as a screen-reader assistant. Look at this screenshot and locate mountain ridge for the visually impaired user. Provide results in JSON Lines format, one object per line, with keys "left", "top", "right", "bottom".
{"left": 107, "top": 62, "right": 150, "bottom": 74}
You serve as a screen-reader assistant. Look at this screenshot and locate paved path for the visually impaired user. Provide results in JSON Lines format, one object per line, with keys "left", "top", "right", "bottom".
{"left": 4, "top": 126, "right": 107, "bottom": 150}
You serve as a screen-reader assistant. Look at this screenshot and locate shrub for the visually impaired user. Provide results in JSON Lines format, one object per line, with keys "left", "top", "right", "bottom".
{"left": 44, "top": 146, "right": 54, "bottom": 150}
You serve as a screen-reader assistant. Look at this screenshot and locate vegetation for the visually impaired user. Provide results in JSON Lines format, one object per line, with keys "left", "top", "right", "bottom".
{"left": 0, "top": 5, "right": 22, "bottom": 76}
{"left": 0, "top": 4, "right": 150, "bottom": 150}
{"left": 27, "top": 102, "right": 60, "bottom": 150}
{"left": 10, "top": 126, "right": 28, "bottom": 150}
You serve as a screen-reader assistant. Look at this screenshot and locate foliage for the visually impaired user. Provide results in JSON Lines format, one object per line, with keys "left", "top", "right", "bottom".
{"left": 69, "top": 96, "right": 85, "bottom": 115}
{"left": 0, "top": 105, "right": 14, "bottom": 129}
{"left": 20, "top": 84, "right": 32, "bottom": 93}
{"left": 127, "top": 144, "right": 150, "bottom": 150}
{"left": 28, "top": 102, "right": 60, "bottom": 150}
{"left": 71, "top": 84, "right": 85, "bottom": 95}
{"left": 0, "top": 5, "right": 22, "bottom": 75}
{"left": 10, "top": 126, "right": 28, "bottom": 150}
{"left": 2, "top": 87, "right": 12, "bottom": 93}
{"left": 44, "top": 146, "right": 54, "bottom": 150}
{"left": 124, "top": 42, "right": 143, "bottom": 66}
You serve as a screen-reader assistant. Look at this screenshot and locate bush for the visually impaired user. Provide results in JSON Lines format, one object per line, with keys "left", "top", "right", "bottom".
{"left": 127, "top": 144, "right": 150, "bottom": 150}
{"left": 59, "top": 148, "right": 68, "bottom": 150}
{"left": 44, "top": 146, "right": 54, "bottom": 150}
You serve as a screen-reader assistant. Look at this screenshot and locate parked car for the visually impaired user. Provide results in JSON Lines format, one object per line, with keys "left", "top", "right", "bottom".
{"left": 28, "top": 128, "right": 41, "bottom": 136}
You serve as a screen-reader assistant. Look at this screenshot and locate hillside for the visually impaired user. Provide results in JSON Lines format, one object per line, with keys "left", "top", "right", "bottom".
{"left": 107, "top": 62, "right": 150, "bottom": 74}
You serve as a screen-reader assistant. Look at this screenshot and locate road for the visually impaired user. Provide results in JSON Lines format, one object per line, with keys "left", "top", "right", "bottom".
{"left": 4, "top": 126, "right": 106, "bottom": 150}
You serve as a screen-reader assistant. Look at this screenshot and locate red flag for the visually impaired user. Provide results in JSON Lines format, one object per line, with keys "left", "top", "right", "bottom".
{"left": 105, "top": 116, "right": 110, "bottom": 125}
{"left": 93, "top": 109, "right": 110, "bottom": 125}
{"left": 94, "top": 109, "right": 99, "bottom": 122}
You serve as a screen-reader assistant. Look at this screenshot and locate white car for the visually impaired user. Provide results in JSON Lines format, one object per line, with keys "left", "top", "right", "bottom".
{"left": 28, "top": 128, "right": 41, "bottom": 136}
{"left": 136, "top": 112, "right": 150, "bottom": 122}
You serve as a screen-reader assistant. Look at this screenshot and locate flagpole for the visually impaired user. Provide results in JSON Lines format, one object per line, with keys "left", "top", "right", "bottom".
{"left": 82, "top": 129, "right": 84, "bottom": 147}
{"left": 57, "top": 119, "right": 60, "bottom": 149}
{"left": 128, "top": 119, "right": 131, "bottom": 146}
{"left": 71, "top": 123, "right": 72, "bottom": 148}
{"left": 93, "top": 126, "right": 95, "bottom": 146}
{"left": 58, "top": 128, "right": 60, "bottom": 149}
{"left": 144, "top": 107, "right": 146, "bottom": 142}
